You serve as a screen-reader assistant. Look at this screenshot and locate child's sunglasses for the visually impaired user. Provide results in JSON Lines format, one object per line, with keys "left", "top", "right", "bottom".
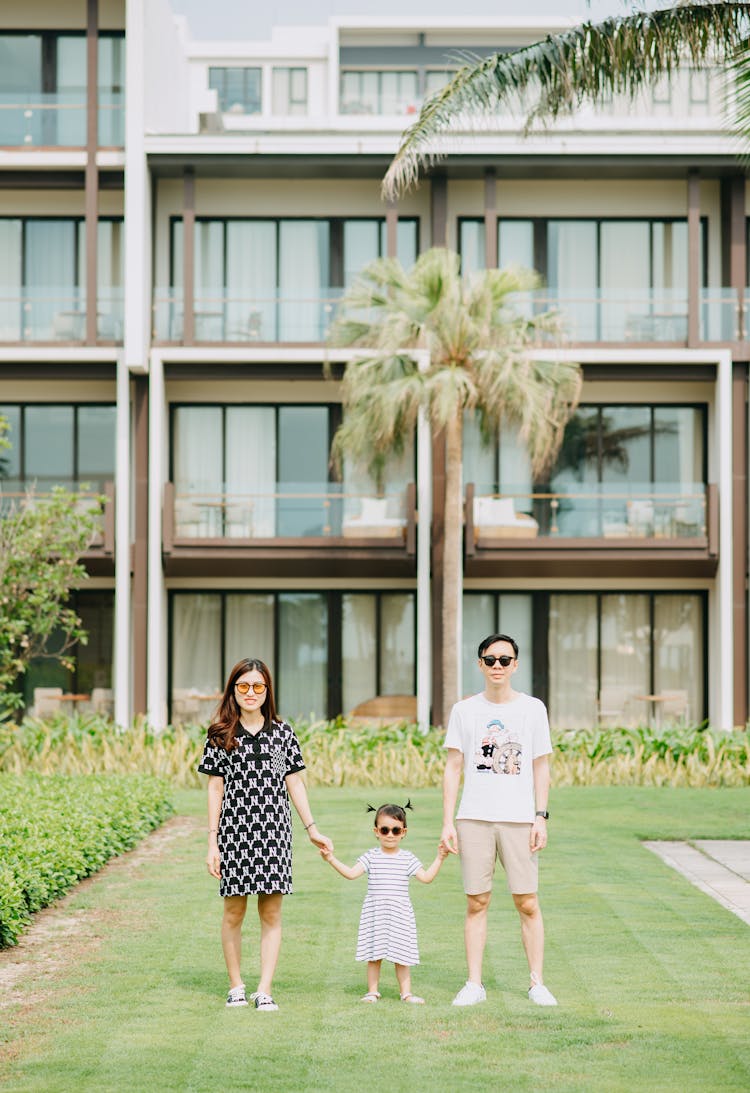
{"left": 377, "top": 825, "right": 404, "bottom": 836}
{"left": 235, "top": 681, "right": 267, "bottom": 695}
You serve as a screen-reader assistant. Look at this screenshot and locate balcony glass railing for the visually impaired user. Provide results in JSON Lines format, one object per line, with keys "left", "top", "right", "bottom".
{"left": 170, "top": 484, "right": 410, "bottom": 541}
{"left": 470, "top": 483, "right": 707, "bottom": 541}
{"left": 0, "top": 479, "right": 110, "bottom": 545}
{"left": 0, "top": 92, "right": 124, "bottom": 147}
{"left": 0, "top": 287, "right": 123, "bottom": 342}
{"left": 152, "top": 287, "right": 344, "bottom": 343}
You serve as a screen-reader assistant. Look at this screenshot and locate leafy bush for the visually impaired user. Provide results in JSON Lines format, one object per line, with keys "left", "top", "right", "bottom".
{"left": 1, "top": 712, "right": 748, "bottom": 789}
{"left": 0, "top": 772, "right": 174, "bottom": 948}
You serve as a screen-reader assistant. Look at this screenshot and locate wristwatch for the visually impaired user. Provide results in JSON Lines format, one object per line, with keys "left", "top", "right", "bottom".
{"left": 535, "top": 810, "right": 550, "bottom": 819}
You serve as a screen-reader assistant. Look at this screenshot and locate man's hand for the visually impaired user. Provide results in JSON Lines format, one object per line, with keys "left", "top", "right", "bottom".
{"left": 440, "top": 823, "right": 459, "bottom": 855}
{"left": 530, "top": 817, "right": 547, "bottom": 853}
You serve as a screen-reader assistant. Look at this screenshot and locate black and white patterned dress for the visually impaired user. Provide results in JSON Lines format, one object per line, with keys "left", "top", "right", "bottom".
{"left": 198, "top": 720, "right": 305, "bottom": 898}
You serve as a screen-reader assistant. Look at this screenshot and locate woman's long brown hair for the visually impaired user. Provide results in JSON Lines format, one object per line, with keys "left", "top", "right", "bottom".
{"left": 207, "top": 658, "right": 279, "bottom": 751}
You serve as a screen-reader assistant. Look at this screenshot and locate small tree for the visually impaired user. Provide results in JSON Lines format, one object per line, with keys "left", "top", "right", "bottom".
{"left": 0, "top": 418, "right": 102, "bottom": 719}
{"left": 329, "top": 248, "right": 582, "bottom": 723}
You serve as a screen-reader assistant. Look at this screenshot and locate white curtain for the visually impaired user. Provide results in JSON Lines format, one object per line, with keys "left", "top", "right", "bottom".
{"left": 26, "top": 220, "right": 78, "bottom": 338}
{"left": 380, "top": 594, "right": 415, "bottom": 696}
{"left": 462, "top": 594, "right": 495, "bottom": 697}
{"left": 460, "top": 221, "right": 484, "bottom": 275}
{"left": 547, "top": 221, "right": 597, "bottom": 340}
{"left": 173, "top": 407, "right": 223, "bottom": 492}
{"left": 600, "top": 221, "right": 650, "bottom": 339}
{"left": 653, "top": 594, "right": 703, "bottom": 722}
{"left": 225, "top": 406, "right": 276, "bottom": 536}
{"left": 600, "top": 594, "right": 649, "bottom": 726}
{"left": 172, "top": 594, "right": 222, "bottom": 703}
{"left": 226, "top": 221, "right": 277, "bottom": 340}
{"left": 548, "top": 594, "right": 598, "bottom": 729}
{"left": 498, "top": 220, "right": 534, "bottom": 268}
{"left": 224, "top": 594, "right": 275, "bottom": 677}
{"left": 277, "top": 592, "right": 327, "bottom": 719}
{"left": 0, "top": 219, "right": 21, "bottom": 339}
{"left": 279, "top": 221, "right": 327, "bottom": 340}
{"left": 342, "top": 594, "right": 377, "bottom": 711}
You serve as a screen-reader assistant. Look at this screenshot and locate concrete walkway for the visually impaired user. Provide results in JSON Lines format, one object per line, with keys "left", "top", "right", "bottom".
{"left": 644, "top": 840, "right": 750, "bottom": 925}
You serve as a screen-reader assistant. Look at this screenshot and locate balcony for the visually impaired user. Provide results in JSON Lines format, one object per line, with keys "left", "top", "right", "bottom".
{"left": 162, "top": 482, "right": 417, "bottom": 577}
{"left": 464, "top": 482, "right": 717, "bottom": 578}
{"left": 153, "top": 285, "right": 746, "bottom": 346}
{"left": 0, "top": 480, "right": 115, "bottom": 574}
{"left": 0, "top": 288, "right": 123, "bottom": 343}
{"left": 152, "top": 287, "right": 343, "bottom": 344}
{"left": 0, "top": 92, "right": 124, "bottom": 147}
{"left": 510, "top": 288, "right": 741, "bottom": 344}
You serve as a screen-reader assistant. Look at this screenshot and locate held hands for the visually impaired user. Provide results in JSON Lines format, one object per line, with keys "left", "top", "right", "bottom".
{"left": 439, "top": 824, "right": 459, "bottom": 856}
{"left": 319, "top": 844, "right": 334, "bottom": 862}
{"left": 308, "top": 827, "right": 334, "bottom": 854}
{"left": 437, "top": 842, "right": 450, "bottom": 861}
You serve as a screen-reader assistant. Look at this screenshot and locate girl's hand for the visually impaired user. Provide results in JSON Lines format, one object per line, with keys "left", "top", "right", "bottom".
{"left": 319, "top": 845, "right": 333, "bottom": 861}
{"left": 308, "top": 829, "right": 334, "bottom": 853}
{"left": 206, "top": 848, "right": 221, "bottom": 878}
{"left": 437, "top": 843, "right": 450, "bottom": 861}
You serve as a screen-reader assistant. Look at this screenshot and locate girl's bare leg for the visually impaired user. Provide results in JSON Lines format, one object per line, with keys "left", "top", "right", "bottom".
{"left": 395, "top": 963, "right": 413, "bottom": 998}
{"left": 221, "top": 895, "right": 248, "bottom": 988}
{"left": 367, "top": 960, "right": 382, "bottom": 994}
{"left": 257, "top": 892, "right": 284, "bottom": 995}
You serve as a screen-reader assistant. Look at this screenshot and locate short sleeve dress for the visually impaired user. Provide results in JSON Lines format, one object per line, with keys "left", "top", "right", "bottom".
{"left": 198, "top": 720, "right": 305, "bottom": 898}
{"left": 355, "top": 848, "right": 422, "bottom": 966}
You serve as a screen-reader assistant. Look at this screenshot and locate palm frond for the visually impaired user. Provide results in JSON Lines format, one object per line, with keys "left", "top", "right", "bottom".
{"left": 383, "top": 2, "right": 750, "bottom": 199}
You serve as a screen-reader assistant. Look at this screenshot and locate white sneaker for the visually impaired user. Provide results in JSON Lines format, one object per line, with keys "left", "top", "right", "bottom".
{"left": 528, "top": 979, "right": 557, "bottom": 1006}
{"left": 226, "top": 984, "right": 248, "bottom": 1007}
{"left": 250, "top": 991, "right": 279, "bottom": 1012}
{"left": 451, "top": 981, "right": 487, "bottom": 1007}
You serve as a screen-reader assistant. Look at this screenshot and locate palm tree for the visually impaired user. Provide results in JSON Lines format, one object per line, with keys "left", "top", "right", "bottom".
{"left": 328, "top": 248, "right": 582, "bottom": 723}
{"left": 383, "top": 2, "right": 750, "bottom": 199}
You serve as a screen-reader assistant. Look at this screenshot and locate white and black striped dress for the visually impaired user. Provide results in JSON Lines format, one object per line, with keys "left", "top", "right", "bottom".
{"left": 355, "top": 848, "right": 422, "bottom": 966}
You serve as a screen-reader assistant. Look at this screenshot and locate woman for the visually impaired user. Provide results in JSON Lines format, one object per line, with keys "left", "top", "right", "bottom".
{"left": 199, "top": 657, "right": 332, "bottom": 1011}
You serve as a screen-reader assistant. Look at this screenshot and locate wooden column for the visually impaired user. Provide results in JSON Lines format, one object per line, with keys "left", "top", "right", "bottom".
{"left": 133, "top": 375, "right": 149, "bottom": 716}
{"left": 85, "top": 0, "right": 99, "bottom": 345}
{"left": 687, "top": 170, "right": 701, "bottom": 346}
{"left": 385, "top": 197, "right": 398, "bottom": 258}
{"left": 182, "top": 168, "right": 195, "bottom": 344}
{"left": 430, "top": 175, "right": 448, "bottom": 248}
{"left": 484, "top": 168, "right": 497, "bottom": 269}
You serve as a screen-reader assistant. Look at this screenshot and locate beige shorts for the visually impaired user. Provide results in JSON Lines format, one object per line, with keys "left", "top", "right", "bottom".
{"left": 457, "top": 818, "right": 538, "bottom": 895}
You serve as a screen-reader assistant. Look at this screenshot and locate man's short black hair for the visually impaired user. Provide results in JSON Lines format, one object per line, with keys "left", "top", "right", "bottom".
{"left": 478, "top": 633, "right": 519, "bottom": 659}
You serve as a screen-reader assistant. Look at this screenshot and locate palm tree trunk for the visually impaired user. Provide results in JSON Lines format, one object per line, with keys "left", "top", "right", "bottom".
{"left": 441, "top": 412, "right": 463, "bottom": 724}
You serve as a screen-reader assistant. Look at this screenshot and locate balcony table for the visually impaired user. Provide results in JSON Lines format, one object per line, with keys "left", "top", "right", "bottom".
{"left": 634, "top": 693, "right": 669, "bottom": 729}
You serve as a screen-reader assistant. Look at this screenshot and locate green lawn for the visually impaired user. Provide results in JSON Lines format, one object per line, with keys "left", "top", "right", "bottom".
{"left": 1, "top": 786, "right": 749, "bottom": 1092}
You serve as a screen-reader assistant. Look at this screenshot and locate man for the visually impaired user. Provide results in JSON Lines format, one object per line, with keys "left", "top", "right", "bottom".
{"left": 441, "top": 633, "right": 557, "bottom": 1007}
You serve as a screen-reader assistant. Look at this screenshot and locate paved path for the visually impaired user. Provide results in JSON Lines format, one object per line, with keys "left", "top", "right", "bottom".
{"left": 644, "top": 840, "right": 750, "bottom": 925}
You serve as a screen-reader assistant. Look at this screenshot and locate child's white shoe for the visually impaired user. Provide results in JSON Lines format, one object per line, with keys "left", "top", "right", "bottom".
{"left": 400, "top": 993, "right": 425, "bottom": 1004}
{"left": 361, "top": 991, "right": 381, "bottom": 1003}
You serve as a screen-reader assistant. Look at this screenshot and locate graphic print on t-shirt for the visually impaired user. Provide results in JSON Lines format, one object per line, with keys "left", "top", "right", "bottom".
{"left": 473, "top": 718, "right": 523, "bottom": 776}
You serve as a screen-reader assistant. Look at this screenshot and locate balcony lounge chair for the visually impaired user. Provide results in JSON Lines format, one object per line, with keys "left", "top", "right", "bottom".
{"left": 473, "top": 496, "right": 539, "bottom": 541}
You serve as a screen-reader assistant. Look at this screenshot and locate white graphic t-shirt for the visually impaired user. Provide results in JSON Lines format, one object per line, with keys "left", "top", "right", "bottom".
{"left": 443, "top": 692, "right": 552, "bottom": 823}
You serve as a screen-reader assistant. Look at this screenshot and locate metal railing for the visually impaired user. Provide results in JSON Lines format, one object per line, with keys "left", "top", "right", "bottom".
{"left": 0, "top": 287, "right": 123, "bottom": 342}
{"left": 0, "top": 92, "right": 124, "bottom": 147}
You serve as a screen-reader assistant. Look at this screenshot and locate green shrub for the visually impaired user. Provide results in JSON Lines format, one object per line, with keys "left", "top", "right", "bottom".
{"left": 0, "top": 772, "right": 174, "bottom": 948}
{"left": 0, "top": 712, "right": 748, "bottom": 789}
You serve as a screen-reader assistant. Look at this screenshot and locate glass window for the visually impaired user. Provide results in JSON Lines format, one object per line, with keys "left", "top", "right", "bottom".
{"left": 380, "top": 594, "right": 415, "bottom": 696}
{"left": 653, "top": 407, "right": 704, "bottom": 487}
{"left": 653, "top": 595, "right": 703, "bottom": 722}
{"left": 0, "top": 405, "right": 21, "bottom": 481}
{"left": 78, "top": 406, "right": 116, "bottom": 486}
{"left": 460, "top": 220, "right": 485, "bottom": 275}
{"left": 98, "top": 35, "right": 125, "bottom": 145}
{"left": 209, "top": 67, "right": 261, "bottom": 114}
{"left": 548, "top": 221, "right": 598, "bottom": 339}
{"left": 425, "top": 69, "right": 455, "bottom": 95}
{"left": 224, "top": 594, "right": 275, "bottom": 678}
{"left": 342, "top": 594, "right": 377, "bottom": 712}
{"left": 272, "top": 67, "right": 307, "bottom": 116}
{"left": 56, "top": 36, "right": 87, "bottom": 145}
{"left": 25, "top": 405, "right": 74, "bottom": 486}
{"left": 172, "top": 595, "right": 222, "bottom": 720}
{"left": 462, "top": 593, "right": 533, "bottom": 699}
{"left": 548, "top": 594, "right": 599, "bottom": 729}
{"left": 277, "top": 406, "right": 329, "bottom": 536}
{"left": 600, "top": 593, "right": 650, "bottom": 715}
{"left": 499, "top": 220, "right": 534, "bottom": 269}
{"left": 339, "top": 70, "right": 417, "bottom": 114}
{"left": 76, "top": 592, "right": 114, "bottom": 693}
{"left": 278, "top": 592, "right": 327, "bottom": 719}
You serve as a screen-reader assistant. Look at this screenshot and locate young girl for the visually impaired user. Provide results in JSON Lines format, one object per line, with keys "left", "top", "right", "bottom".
{"left": 321, "top": 802, "right": 448, "bottom": 1003}
{"left": 199, "top": 657, "right": 332, "bottom": 1011}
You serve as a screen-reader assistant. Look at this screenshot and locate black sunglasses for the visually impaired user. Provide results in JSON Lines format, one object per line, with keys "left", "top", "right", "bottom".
{"left": 481, "top": 655, "right": 515, "bottom": 668}
{"left": 377, "top": 825, "right": 404, "bottom": 836}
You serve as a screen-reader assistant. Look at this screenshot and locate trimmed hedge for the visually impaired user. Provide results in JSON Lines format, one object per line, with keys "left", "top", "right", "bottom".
{"left": 0, "top": 772, "right": 174, "bottom": 948}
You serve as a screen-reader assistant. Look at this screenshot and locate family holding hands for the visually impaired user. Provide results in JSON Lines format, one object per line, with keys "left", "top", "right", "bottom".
{"left": 199, "top": 634, "right": 557, "bottom": 1012}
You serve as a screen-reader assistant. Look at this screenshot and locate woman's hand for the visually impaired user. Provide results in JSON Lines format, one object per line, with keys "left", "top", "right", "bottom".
{"left": 319, "top": 845, "right": 333, "bottom": 862}
{"left": 206, "top": 839, "right": 221, "bottom": 878}
{"left": 307, "top": 826, "right": 333, "bottom": 853}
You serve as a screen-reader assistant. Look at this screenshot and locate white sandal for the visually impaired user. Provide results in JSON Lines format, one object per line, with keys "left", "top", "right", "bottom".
{"left": 400, "top": 993, "right": 425, "bottom": 1004}
{"left": 361, "top": 991, "right": 381, "bottom": 1003}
